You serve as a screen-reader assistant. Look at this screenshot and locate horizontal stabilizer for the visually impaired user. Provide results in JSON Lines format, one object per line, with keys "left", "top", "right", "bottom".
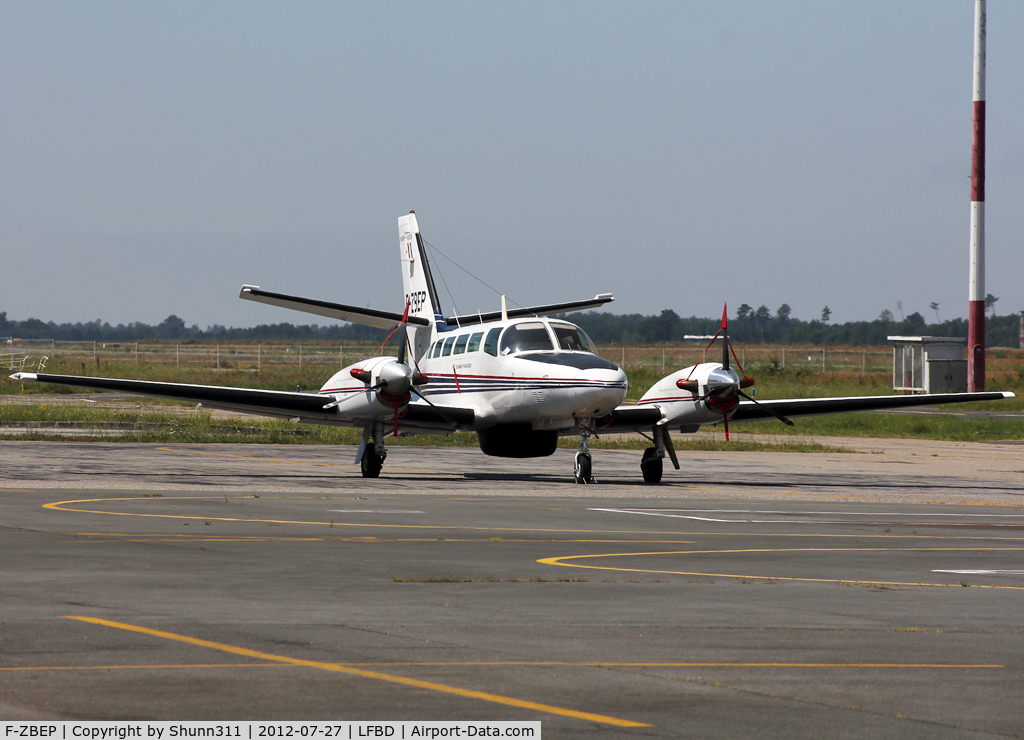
{"left": 240, "top": 285, "right": 431, "bottom": 330}
{"left": 447, "top": 294, "right": 614, "bottom": 328}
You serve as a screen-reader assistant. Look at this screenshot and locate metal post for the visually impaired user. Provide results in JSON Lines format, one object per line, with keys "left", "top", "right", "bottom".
{"left": 93, "top": 341, "right": 97, "bottom": 364}
{"left": 782, "top": 347, "right": 785, "bottom": 368}
{"left": 135, "top": 341, "right": 138, "bottom": 366}
{"left": 217, "top": 345, "right": 220, "bottom": 369}
{"left": 621, "top": 347, "right": 625, "bottom": 367}
{"left": 176, "top": 344, "right": 179, "bottom": 368}
{"left": 822, "top": 348, "right": 826, "bottom": 372}
{"left": 340, "top": 345, "right": 344, "bottom": 369}
{"left": 662, "top": 347, "right": 665, "bottom": 373}
{"left": 258, "top": 344, "right": 262, "bottom": 372}
{"left": 862, "top": 350, "right": 866, "bottom": 375}
{"left": 968, "top": 0, "right": 987, "bottom": 391}
{"left": 299, "top": 345, "right": 302, "bottom": 370}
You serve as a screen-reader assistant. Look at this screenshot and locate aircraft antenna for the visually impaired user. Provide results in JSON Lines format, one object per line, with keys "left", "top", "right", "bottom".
{"left": 422, "top": 238, "right": 529, "bottom": 312}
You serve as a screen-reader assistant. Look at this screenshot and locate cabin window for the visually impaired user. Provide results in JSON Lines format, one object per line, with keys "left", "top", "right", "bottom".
{"left": 431, "top": 340, "right": 443, "bottom": 359}
{"left": 499, "top": 322, "right": 554, "bottom": 355}
{"left": 453, "top": 335, "right": 469, "bottom": 355}
{"left": 550, "top": 323, "right": 597, "bottom": 353}
{"left": 441, "top": 336, "right": 456, "bottom": 357}
{"left": 467, "top": 332, "right": 484, "bottom": 352}
{"left": 483, "top": 327, "right": 501, "bottom": 356}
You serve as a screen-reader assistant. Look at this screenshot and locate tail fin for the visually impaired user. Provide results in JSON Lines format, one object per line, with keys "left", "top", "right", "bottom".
{"left": 398, "top": 212, "right": 447, "bottom": 334}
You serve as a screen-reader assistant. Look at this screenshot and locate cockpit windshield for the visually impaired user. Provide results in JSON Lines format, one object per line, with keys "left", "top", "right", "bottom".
{"left": 549, "top": 323, "right": 597, "bottom": 354}
{"left": 499, "top": 322, "right": 554, "bottom": 355}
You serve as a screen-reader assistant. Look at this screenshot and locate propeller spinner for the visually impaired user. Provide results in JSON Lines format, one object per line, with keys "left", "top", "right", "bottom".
{"left": 676, "top": 304, "right": 793, "bottom": 440}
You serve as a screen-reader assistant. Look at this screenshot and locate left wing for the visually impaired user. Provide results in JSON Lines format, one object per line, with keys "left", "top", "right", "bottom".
{"left": 729, "top": 391, "right": 1013, "bottom": 423}
{"left": 9, "top": 372, "right": 473, "bottom": 432}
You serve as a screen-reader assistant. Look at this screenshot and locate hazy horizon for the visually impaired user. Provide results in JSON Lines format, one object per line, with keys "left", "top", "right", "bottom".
{"left": 3, "top": 2, "right": 1022, "bottom": 328}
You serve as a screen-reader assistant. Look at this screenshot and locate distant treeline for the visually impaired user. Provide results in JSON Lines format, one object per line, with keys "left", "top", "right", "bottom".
{"left": 562, "top": 308, "right": 1023, "bottom": 348}
{"left": 2, "top": 308, "right": 1022, "bottom": 348}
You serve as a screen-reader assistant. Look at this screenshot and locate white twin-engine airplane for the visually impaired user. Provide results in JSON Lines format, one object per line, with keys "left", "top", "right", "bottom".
{"left": 11, "top": 212, "right": 1014, "bottom": 484}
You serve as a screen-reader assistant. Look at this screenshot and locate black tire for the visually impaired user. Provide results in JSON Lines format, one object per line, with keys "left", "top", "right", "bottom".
{"left": 360, "top": 446, "right": 385, "bottom": 478}
{"left": 640, "top": 447, "right": 663, "bottom": 484}
{"left": 574, "top": 451, "right": 593, "bottom": 484}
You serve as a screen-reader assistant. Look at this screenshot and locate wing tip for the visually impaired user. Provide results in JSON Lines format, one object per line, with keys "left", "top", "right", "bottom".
{"left": 239, "top": 284, "right": 259, "bottom": 299}
{"left": 10, "top": 372, "right": 37, "bottom": 381}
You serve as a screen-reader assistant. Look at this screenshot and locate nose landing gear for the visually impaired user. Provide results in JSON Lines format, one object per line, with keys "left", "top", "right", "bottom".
{"left": 574, "top": 424, "right": 596, "bottom": 485}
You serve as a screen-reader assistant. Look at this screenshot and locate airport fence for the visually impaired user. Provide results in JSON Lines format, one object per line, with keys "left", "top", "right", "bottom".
{"left": 4, "top": 337, "right": 893, "bottom": 375}
{"left": 2, "top": 339, "right": 387, "bottom": 373}
{"left": 596, "top": 345, "right": 892, "bottom": 375}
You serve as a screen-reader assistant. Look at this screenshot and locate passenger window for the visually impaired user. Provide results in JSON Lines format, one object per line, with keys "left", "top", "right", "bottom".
{"left": 467, "top": 332, "right": 484, "bottom": 352}
{"left": 441, "top": 336, "right": 456, "bottom": 357}
{"left": 499, "top": 322, "right": 554, "bottom": 355}
{"left": 431, "top": 340, "right": 443, "bottom": 359}
{"left": 453, "top": 335, "right": 468, "bottom": 355}
{"left": 484, "top": 327, "right": 501, "bottom": 356}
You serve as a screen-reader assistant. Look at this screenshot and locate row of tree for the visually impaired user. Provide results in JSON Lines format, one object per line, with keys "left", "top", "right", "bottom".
{"left": 2, "top": 307, "right": 1022, "bottom": 348}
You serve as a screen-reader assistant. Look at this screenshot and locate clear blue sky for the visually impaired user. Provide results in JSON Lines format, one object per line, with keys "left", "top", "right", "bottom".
{"left": 2, "top": 1, "right": 1022, "bottom": 328}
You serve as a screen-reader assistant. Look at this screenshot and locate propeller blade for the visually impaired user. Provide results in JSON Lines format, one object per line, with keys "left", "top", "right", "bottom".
{"left": 721, "top": 303, "right": 729, "bottom": 370}
{"left": 396, "top": 325, "right": 408, "bottom": 365}
{"left": 396, "top": 299, "right": 411, "bottom": 365}
{"left": 722, "top": 410, "right": 730, "bottom": 441}
{"left": 738, "top": 389, "right": 795, "bottom": 426}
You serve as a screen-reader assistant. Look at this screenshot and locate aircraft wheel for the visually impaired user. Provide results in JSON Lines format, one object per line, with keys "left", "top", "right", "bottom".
{"left": 640, "top": 447, "right": 663, "bottom": 484}
{"left": 574, "top": 451, "right": 594, "bottom": 484}
{"left": 361, "top": 447, "right": 385, "bottom": 478}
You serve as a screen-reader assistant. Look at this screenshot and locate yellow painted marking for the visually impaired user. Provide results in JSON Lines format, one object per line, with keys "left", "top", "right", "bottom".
{"left": 539, "top": 547, "right": 1024, "bottom": 589}
{"left": 39, "top": 499, "right": 1024, "bottom": 543}
{"left": 2, "top": 660, "right": 1000, "bottom": 671}
{"left": 41, "top": 496, "right": 704, "bottom": 536}
{"left": 64, "top": 617, "right": 650, "bottom": 728}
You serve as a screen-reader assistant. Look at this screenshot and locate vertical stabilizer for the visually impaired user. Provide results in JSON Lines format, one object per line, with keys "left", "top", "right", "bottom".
{"left": 398, "top": 212, "right": 447, "bottom": 340}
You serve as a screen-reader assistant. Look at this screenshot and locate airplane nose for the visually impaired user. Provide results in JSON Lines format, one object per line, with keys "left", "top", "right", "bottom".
{"left": 580, "top": 365, "right": 628, "bottom": 414}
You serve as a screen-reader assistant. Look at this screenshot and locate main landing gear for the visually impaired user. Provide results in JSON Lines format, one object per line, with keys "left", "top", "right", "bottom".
{"left": 640, "top": 447, "right": 663, "bottom": 484}
{"left": 358, "top": 421, "right": 387, "bottom": 479}
{"left": 639, "top": 422, "right": 679, "bottom": 484}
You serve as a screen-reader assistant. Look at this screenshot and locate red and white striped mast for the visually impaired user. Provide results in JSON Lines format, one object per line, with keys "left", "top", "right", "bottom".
{"left": 967, "top": 0, "right": 986, "bottom": 392}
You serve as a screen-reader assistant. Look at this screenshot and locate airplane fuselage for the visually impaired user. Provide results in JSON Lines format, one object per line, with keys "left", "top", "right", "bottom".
{"left": 317, "top": 317, "right": 628, "bottom": 447}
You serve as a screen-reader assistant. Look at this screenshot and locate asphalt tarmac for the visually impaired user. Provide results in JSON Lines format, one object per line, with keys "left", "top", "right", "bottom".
{"left": 2, "top": 440, "right": 1024, "bottom": 738}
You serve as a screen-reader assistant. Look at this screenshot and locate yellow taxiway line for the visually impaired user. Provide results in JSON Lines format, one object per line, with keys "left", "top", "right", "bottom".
{"left": 4, "top": 660, "right": 1000, "bottom": 671}
{"left": 539, "top": 547, "right": 1024, "bottom": 589}
{"left": 63, "top": 616, "right": 650, "bottom": 728}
